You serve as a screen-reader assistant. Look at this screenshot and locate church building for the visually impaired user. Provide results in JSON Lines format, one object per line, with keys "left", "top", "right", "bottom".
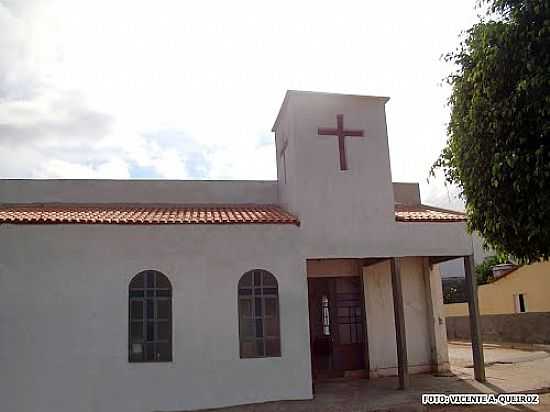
{"left": 0, "top": 91, "right": 476, "bottom": 412}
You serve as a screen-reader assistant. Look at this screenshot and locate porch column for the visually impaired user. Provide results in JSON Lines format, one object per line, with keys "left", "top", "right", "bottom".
{"left": 390, "top": 257, "right": 409, "bottom": 389}
{"left": 464, "top": 255, "right": 486, "bottom": 382}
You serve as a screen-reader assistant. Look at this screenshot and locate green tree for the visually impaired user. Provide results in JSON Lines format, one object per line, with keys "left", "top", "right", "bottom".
{"left": 474, "top": 254, "right": 510, "bottom": 284}
{"left": 432, "top": 0, "right": 550, "bottom": 263}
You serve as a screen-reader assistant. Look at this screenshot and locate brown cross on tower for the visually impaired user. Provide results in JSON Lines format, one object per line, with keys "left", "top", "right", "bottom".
{"left": 317, "top": 114, "right": 365, "bottom": 171}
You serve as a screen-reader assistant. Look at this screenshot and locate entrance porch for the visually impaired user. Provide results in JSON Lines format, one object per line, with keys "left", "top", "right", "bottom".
{"left": 306, "top": 256, "right": 485, "bottom": 389}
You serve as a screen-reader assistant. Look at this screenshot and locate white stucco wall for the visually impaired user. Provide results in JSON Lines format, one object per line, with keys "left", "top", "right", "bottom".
{"left": 363, "top": 258, "right": 434, "bottom": 377}
{"left": 393, "top": 182, "right": 421, "bottom": 205}
{"left": 275, "top": 96, "right": 298, "bottom": 214}
{"left": 0, "top": 224, "right": 312, "bottom": 412}
{"left": 0, "top": 179, "right": 278, "bottom": 205}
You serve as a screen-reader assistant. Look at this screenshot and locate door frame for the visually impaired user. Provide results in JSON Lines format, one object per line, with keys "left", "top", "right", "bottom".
{"left": 307, "top": 273, "right": 369, "bottom": 379}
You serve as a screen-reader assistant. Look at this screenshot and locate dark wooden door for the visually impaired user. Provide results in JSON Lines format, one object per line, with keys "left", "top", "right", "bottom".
{"left": 308, "top": 276, "right": 365, "bottom": 378}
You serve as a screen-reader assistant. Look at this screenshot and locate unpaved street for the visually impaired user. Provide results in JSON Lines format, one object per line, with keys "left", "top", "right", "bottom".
{"left": 442, "top": 342, "right": 550, "bottom": 411}
{"left": 431, "top": 393, "right": 550, "bottom": 412}
{"left": 448, "top": 341, "right": 550, "bottom": 394}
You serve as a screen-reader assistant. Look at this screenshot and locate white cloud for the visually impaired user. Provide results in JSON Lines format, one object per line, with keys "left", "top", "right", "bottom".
{"left": 35, "top": 158, "right": 130, "bottom": 179}
{"left": 0, "top": 0, "right": 480, "bottom": 189}
{"left": 421, "top": 180, "right": 465, "bottom": 211}
{"left": 153, "top": 149, "right": 188, "bottom": 179}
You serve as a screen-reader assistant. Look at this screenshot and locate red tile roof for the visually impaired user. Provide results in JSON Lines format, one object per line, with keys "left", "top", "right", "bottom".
{"left": 0, "top": 204, "right": 465, "bottom": 225}
{"left": 0, "top": 205, "right": 300, "bottom": 225}
{"left": 486, "top": 266, "right": 519, "bottom": 284}
{"left": 395, "top": 204, "right": 466, "bottom": 223}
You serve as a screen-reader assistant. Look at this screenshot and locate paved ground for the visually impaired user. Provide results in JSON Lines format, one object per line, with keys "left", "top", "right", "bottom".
{"left": 191, "top": 342, "right": 550, "bottom": 412}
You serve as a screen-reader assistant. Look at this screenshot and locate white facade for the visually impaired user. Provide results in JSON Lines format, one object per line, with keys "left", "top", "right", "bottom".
{"left": 0, "top": 224, "right": 311, "bottom": 412}
{"left": 0, "top": 90, "right": 472, "bottom": 412}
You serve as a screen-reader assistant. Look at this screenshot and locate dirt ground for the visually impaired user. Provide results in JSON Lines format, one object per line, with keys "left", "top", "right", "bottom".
{"left": 430, "top": 393, "right": 550, "bottom": 412}
{"left": 448, "top": 341, "right": 550, "bottom": 368}
{"left": 435, "top": 341, "right": 550, "bottom": 412}
{"left": 190, "top": 341, "right": 550, "bottom": 412}
{"left": 448, "top": 341, "right": 550, "bottom": 394}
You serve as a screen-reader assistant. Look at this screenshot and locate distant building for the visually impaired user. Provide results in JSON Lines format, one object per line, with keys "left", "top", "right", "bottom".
{"left": 445, "top": 261, "right": 550, "bottom": 316}
{"left": 445, "top": 261, "right": 550, "bottom": 345}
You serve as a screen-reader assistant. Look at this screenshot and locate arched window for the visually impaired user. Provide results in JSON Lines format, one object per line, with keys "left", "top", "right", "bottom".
{"left": 129, "top": 270, "right": 172, "bottom": 362}
{"left": 238, "top": 269, "right": 281, "bottom": 358}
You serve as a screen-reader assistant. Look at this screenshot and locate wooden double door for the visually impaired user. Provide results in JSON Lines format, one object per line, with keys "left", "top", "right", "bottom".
{"left": 308, "top": 276, "right": 366, "bottom": 379}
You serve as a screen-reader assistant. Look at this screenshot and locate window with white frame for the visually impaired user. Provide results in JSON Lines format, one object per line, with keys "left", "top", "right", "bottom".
{"left": 514, "top": 293, "right": 527, "bottom": 313}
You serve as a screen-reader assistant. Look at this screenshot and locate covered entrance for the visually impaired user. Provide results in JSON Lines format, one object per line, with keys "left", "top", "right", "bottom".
{"left": 306, "top": 256, "right": 482, "bottom": 387}
{"left": 308, "top": 277, "right": 366, "bottom": 378}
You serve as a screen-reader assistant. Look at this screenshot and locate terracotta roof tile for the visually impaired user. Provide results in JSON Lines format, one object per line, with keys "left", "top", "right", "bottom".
{"left": 0, "top": 205, "right": 300, "bottom": 225}
{"left": 395, "top": 204, "right": 466, "bottom": 223}
{"left": 0, "top": 203, "right": 465, "bottom": 225}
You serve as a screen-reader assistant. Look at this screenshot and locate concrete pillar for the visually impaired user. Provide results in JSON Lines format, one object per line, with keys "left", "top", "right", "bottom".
{"left": 422, "top": 258, "right": 450, "bottom": 374}
{"left": 390, "top": 257, "right": 409, "bottom": 389}
{"left": 464, "top": 255, "right": 486, "bottom": 382}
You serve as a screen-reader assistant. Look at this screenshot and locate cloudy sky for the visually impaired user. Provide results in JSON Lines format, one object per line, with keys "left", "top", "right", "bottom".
{"left": 0, "top": 0, "right": 481, "bottom": 208}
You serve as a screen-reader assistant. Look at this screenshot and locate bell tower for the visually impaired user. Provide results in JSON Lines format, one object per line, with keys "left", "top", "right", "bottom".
{"left": 272, "top": 90, "right": 396, "bottom": 257}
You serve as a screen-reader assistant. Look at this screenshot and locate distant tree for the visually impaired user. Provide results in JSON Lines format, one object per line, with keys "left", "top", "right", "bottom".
{"left": 474, "top": 254, "right": 510, "bottom": 285}
{"left": 431, "top": 0, "right": 550, "bottom": 263}
{"left": 442, "top": 277, "right": 467, "bottom": 304}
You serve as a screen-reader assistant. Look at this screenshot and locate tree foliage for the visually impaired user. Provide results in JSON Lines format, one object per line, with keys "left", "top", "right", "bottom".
{"left": 474, "top": 254, "right": 510, "bottom": 284}
{"left": 432, "top": 0, "right": 550, "bottom": 263}
{"left": 442, "top": 277, "right": 467, "bottom": 304}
